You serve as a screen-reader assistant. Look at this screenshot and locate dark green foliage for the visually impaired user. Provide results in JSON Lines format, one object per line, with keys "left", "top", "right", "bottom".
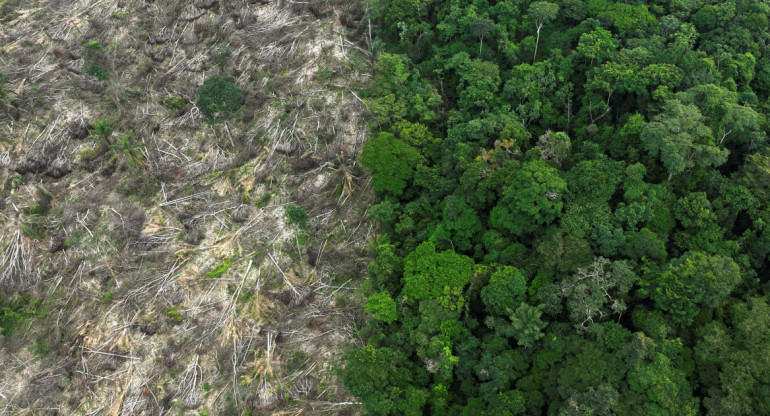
{"left": 480, "top": 266, "right": 526, "bottom": 316}
{"left": 486, "top": 302, "right": 547, "bottom": 349}
{"left": 0, "top": 296, "right": 42, "bottom": 336}
{"left": 490, "top": 159, "right": 567, "bottom": 236}
{"left": 90, "top": 117, "right": 119, "bottom": 143}
{"left": 196, "top": 76, "right": 244, "bottom": 123}
{"left": 284, "top": 204, "right": 308, "bottom": 229}
{"left": 346, "top": 0, "right": 770, "bottom": 412}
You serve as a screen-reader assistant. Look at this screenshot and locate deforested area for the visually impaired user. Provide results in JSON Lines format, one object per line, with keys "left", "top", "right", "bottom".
{"left": 0, "top": 0, "right": 373, "bottom": 414}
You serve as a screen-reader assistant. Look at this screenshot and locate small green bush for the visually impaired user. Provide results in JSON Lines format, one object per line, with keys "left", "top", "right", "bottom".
{"left": 285, "top": 204, "right": 308, "bottom": 229}
{"left": 83, "top": 41, "right": 109, "bottom": 81}
{"left": 163, "top": 95, "right": 187, "bottom": 110}
{"left": 84, "top": 63, "right": 109, "bottom": 81}
{"left": 166, "top": 306, "right": 184, "bottom": 324}
{"left": 0, "top": 296, "right": 41, "bottom": 336}
{"left": 196, "top": 76, "right": 244, "bottom": 123}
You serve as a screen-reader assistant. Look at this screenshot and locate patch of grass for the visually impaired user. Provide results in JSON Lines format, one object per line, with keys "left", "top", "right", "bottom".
{"left": 316, "top": 69, "right": 335, "bottom": 82}
{"left": 30, "top": 338, "right": 50, "bottom": 357}
{"left": 207, "top": 258, "right": 232, "bottom": 279}
{"left": 286, "top": 350, "right": 308, "bottom": 373}
{"left": 64, "top": 229, "right": 86, "bottom": 248}
{"left": 20, "top": 218, "right": 45, "bottom": 240}
{"left": 78, "top": 145, "right": 101, "bottom": 163}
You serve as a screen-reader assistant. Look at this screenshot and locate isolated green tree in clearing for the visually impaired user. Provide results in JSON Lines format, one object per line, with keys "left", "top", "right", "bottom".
{"left": 196, "top": 76, "right": 244, "bottom": 123}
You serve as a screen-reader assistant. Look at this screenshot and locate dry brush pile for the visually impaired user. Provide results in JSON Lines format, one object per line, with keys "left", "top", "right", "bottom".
{"left": 0, "top": 0, "right": 373, "bottom": 414}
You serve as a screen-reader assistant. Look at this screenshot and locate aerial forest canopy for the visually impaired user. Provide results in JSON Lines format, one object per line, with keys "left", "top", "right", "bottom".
{"left": 345, "top": 0, "right": 770, "bottom": 414}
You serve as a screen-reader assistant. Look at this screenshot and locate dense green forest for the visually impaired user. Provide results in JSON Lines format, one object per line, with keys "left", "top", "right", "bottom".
{"left": 343, "top": 0, "right": 770, "bottom": 414}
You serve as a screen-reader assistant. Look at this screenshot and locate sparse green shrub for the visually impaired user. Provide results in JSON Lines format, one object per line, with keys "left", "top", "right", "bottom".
{"left": 163, "top": 95, "right": 187, "bottom": 110}
{"left": 20, "top": 218, "right": 45, "bottom": 240}
{"left": 107, "top": 133, "right": 149, "bottom": 169}
{"left": 77, "top": 145, "right": 101, "bottom": 163}
{"left": 285, "top": 204, "right": 308, "bottom": 229}
{"left": 196, "top": 76, "right": 243, "bottom": 123}
{"left": 207, "top": 258, "right": 232, "bottom": 278}
{"left": 165, "top": 306, "right": 184, "bottom": 324}
{"left": 0, "top": 296, "right": 41, "bottom": 336}
{"left": 65, "top": 229, "right": 86, "bottom": 248}
{"left": 213, "top": 47, "right": 232, "bottom": 69}
{"left": 84, "top": 63, "right": 109, "bottom": 81}
{"left": 256, "top": 193, "right": 272, "bottom": 208}
{"left": 30, "top": 339, "right": 50, "bottom": 357}
{"left": 83, "top": 41, "right": 109, "bottom": 81}
{"left": 89, "top": 117, "right": 119, "bottom": 143}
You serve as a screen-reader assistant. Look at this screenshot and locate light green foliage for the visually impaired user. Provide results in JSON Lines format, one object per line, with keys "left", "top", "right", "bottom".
{"left": 602, "top": 3, "right": 656, "bottom": 32}
{"left": 207, "top": 258, "right": 232, "bottom": 279}
{"left": 528, "top": 2, "right": 559, "bottom": 24}
{"left": 625, "top": 334, "right": 699, "bottom": 416}
{"left": 577, "top": 28, "right": 617, "bottom": 65}
{"left": 165, "top": 306, "right": 184, "bottom": 324}
{"left": 641, "top": 99, "right": 727, "bottom": 179}
{"left": 163, "top": 95, "right": 187, "bottom": 110}
{"left": 640, "top": 252, "right": 741, "bottom": 326}
{"left": 365, "top": 292, "right": 398, "bottom": 324}
{"left": 402, "top": 241, "right": 473, "bottom": 307}
{"left": 457, "top": 57, "right": 501, "bottom": 111}
{"left": 360, "top": 132, "right": 423, "bottom": 196}
{"left": 196, "top": 76, "right": 243, "bottom": 123}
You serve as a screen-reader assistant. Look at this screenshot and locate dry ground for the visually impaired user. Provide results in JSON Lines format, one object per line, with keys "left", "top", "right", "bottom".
{"left": 0, "top": 0, "right": 374, "bottom": 414}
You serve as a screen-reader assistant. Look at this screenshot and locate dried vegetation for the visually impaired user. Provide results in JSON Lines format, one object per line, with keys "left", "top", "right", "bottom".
{"left": 0, "top": 0, "right": 372, "bottom": 414}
